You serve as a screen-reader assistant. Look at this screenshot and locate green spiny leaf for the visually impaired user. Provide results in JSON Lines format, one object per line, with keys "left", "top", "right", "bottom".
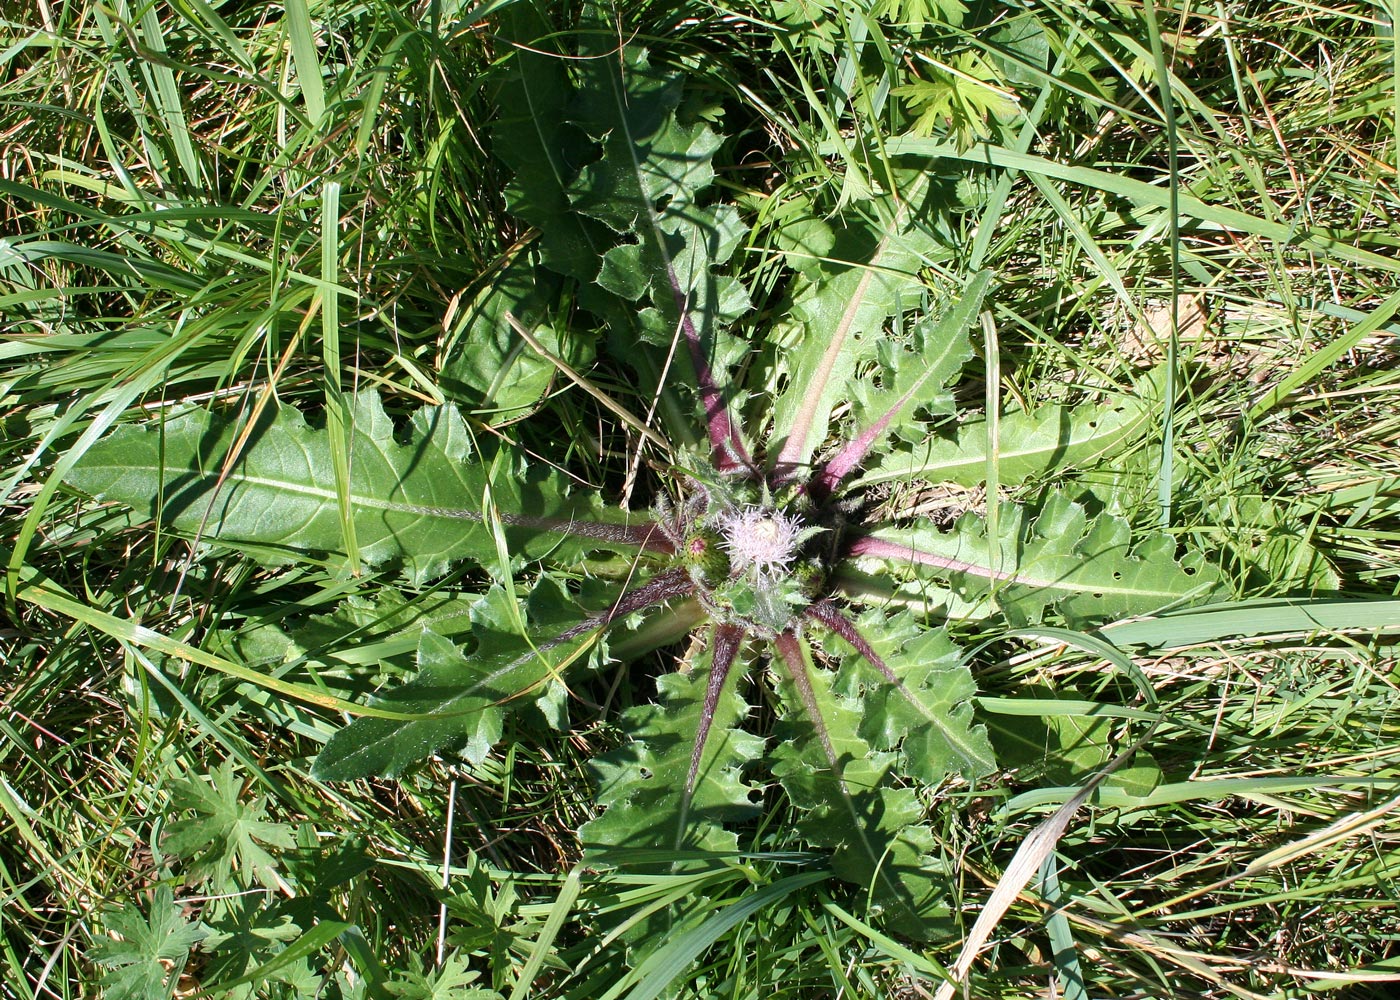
{"left": 815, "top": 270, "right": 988, "bottom": 494}
{"left": 63, "top": 393, "right": 631, "bottom": 583}
{"left": 853, "top": 493, "right": 1222, "bottom": 626}
{"left": 312, "top": 582, "right": 597, "bottom": 780}
{"left": 770, "top": 635, "right": 949, "bottom": 935}
{"left": 827, "top": 608, "right": 995, "bottom": 781}
{"left": 570, "top": 43, "right": 751, "bottom": 355}
{"left": 843, "top": 273, "right": 983, "bottom": 433}
{"left": 582, "top": 654, "right": 763, "bottom": 854}
{"left": 491, "top": 6, "right": 612, "bottom": 281}
{"left": 770, "top": 178, "right": 951, "bottom": 479}
{"left": 859, "top": 368, "right": 1162, "bottom": 489}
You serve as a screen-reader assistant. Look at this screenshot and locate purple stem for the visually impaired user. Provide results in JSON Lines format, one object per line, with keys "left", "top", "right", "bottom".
{"left": 772, "top": 630, "right": 838, "bottom": 764}
{"left": 506, "top": 514, "right": 675, "bottom": 555}
{"left": 538, "top": 567, "right": 694, "bottom": 653}
{"left": 682, "top": 622, "right": 746, "bottom": 799}
{"left": 810, "top": 383, "right": 922, "bottom": 501}
{"left": 844, "top": 534, "right": 1030, "bottom": 585}
{"left": 803, "top": 601, "right": 934, "bottom": 716}
{"left": 664, "top": 266, "right": 753, "bottom": 474}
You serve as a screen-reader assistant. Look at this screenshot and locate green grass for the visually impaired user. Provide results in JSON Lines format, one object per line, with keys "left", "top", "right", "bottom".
{"left": 4, "top": 0, "right": 1400, "bottom": 997}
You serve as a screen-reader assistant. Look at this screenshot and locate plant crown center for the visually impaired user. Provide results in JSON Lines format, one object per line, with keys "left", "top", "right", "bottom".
{"left": 671, "top": 476, "right": 837, "bottom": 637}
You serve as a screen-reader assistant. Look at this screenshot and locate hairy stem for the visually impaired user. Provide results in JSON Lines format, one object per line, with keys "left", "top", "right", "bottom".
{"left": 771, "top": 631, "right": 837, "bottom": 764}
{"left": 664, "top": 266, "right": 754, "bottom": 475}
{"left": 679, "top": 623, "right": 747, "bottom": 839}
{"left": 510, "top": 514, "right": 675, "bottom": 554}
{"left": 804, "top": 600, "right": 933, "bottom": 719}
{"left": 539, "top": 567, "right": 695, "bottom": 653}
{"left": 844, "top": 533, "right": 1026, "bottom": 585}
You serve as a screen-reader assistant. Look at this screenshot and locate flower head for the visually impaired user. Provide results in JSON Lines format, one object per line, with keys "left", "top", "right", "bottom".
{"left": 717, "top": 505, "right": 803, "bottom": 577}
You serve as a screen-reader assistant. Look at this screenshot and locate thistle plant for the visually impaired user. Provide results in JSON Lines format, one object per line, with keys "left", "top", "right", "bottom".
{"left": 61, "top": 9, "right": 1226, "bottom": 932}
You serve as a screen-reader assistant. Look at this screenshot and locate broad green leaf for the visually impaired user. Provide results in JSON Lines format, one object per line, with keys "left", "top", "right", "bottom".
{"left": 313, "top": 583, "right": 597, "bottom": 779}
{"left": 844, "top": 272, "right": 985, "bottom": 432}
{"left": 490, "top": 6, "right": 613, "bottom": 281}
{"left": 770, "top": 635, "right": 949, "bottom": 935}
{"left": 63, "top": 393, "right": 634, "bottom": 583}
{"left": 815, "top": 270, "right": 987, "bottom": 493}
{"left": 770, "top": 178, "right": 952, "bottom": 479}
{"left": 582, "top": 653, "right": 763, "bottom": 854}
{"left": 441, "top": 256, "right": 592, "bottom": 422}
{"left": 827, "top": 608, "right": 995, "bottom": 781}
{"left": 988, "top": 688, "right": 1162, "bottom": 790}
{"left": 851, "top": 493, "right": 1221, "bottom": 626}
{"left": 859, "top": 370, "right": 1161, "bottom": 489}
{"left": 569, "top": 42, "right": 751, "bottom": 409}
{"left": 92, "top": 885, "right": 207, "bottom": 1000}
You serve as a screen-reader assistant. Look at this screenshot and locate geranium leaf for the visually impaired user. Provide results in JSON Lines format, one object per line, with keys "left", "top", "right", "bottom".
{"left": 162, "top": 758, "right": 296, "bottom": 891}
{"left": 63, "top": 393, "right": 652, "bottom": 583}
{"left": 582, "top": 643, "right": 763, "bottom": 854}
{"left": 92, "top": 885, "right": 206, "bottom": 1000}
{"left": 848, "top": 493, "right": 1222, "bottom": 626}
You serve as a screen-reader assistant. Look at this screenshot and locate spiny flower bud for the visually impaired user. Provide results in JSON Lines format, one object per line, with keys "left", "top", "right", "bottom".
{"left": 684, "top": 529, "right": 731, "bottom": 583}
{"left": 718, "top": 506, "right": 802, "bottom": 577}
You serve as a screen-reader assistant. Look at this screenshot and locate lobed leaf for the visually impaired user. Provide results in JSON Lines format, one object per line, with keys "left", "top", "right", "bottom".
{"left": 581, "top": 648, "right": 764, "bottom": 854}
{"left": 815, "top": 270, "right": 988, "bottom": 496}
{"left": 92, "top": 886, "right": 207, "bottom": 1000}
{"left": 162, "top": 758, "right": 296, "bottom": 892}
{"left": 490, "top": 6, "right": 613, "bottom": 281}
{"left": 849, "top": 493, "right": 1222, "bottom": 626}
{"left": 313, "top": 583, "right": 599, "bottom": 780}
{"left": 63, "top": 393, "right": 648, "bottom": 583}
{"left": 818, "top": 606, "right": 996, "bottom": 782}
{"left": 858, "top": 369, "right": 1162, "bottom": 489}
{"left": 769, "top": 634, "right": 950, "bottom": 936}
{"left": 569, "top": 42, "right": 752, "bottom": 466}
{"left": 769, "top": 178, "right": 952, "bottom": 481}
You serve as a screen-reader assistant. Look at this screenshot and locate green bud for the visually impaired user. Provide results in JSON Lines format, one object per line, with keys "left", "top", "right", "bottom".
{"left": 684, "top": 529, "right": 731, "bottom": 583}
